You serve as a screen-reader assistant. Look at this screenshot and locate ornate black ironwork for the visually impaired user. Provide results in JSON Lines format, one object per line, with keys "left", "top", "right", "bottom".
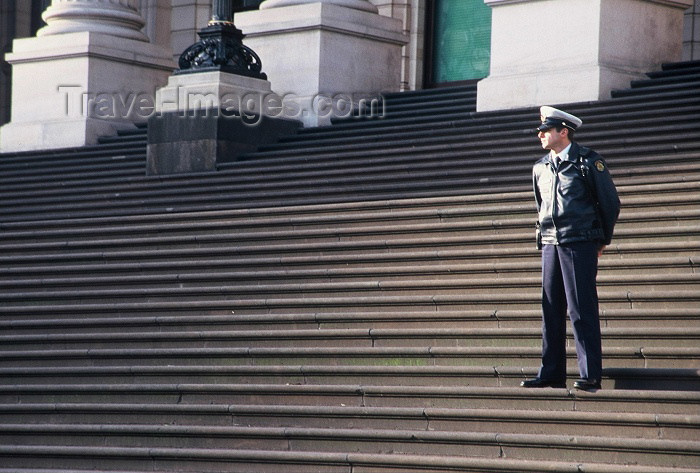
{"left": 176, "top": 0, "right": 267, "bottom": 80}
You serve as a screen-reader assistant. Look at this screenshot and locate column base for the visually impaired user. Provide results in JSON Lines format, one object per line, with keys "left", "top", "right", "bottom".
{"left": 477, "top": 64, "right": 644, "bottom": 112}
{"left": 236, "top": 1, "right": 406, "bottom": 127}
{"left": 0, "top": 117, "right": 134, "bottom": 154}
{"left": 477, "top": 0, "right": 692, "bottom": 112}
{"left": 148, "top": 68, "right": 303, "bottom": 175}
{"left": 0, "top": 31, "right": 173, "bottom": 153}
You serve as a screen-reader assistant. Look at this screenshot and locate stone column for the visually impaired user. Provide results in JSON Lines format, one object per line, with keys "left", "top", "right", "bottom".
{"left": 236, "top": 0, "right": 407, "bottom": 126}
{"left": 477, "top": 0, "right": 694, "bottom": 112}
{"left": 0, "top": 0, "right": 174, "bottom": 153}
{"left": 37, "top": 0, "right": 149, "bottom": 40}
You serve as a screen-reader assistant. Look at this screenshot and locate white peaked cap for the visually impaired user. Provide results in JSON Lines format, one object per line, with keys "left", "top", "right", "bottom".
{"left": 538, "top": 106, "right": 583, "bottom": 131}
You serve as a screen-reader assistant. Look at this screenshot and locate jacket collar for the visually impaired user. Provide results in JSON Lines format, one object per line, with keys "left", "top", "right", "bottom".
{"left": 566, "top": 142, "right": 581, "bottom": 162}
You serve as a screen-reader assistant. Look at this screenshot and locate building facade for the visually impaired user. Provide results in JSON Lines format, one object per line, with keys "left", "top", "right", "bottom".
{"left": 1, "top": 0, "right": 698, "bottom": 139}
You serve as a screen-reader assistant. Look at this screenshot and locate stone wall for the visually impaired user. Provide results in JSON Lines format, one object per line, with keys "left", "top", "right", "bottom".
{"left": 370, "top": 0, "right": 423, "bottom": 91}
{"left": 685, "top": 0, "right": 700, "bottom": 59}
{"left": 168, "top": 0, "right": 211, "bottom": 64}
{"left": 0, "top": 0, "right": 33, "bottom": 127}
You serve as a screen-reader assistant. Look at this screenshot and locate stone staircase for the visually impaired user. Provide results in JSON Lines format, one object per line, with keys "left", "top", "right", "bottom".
{"left": 0, "top": 60, "right": 699, "bottom": 472}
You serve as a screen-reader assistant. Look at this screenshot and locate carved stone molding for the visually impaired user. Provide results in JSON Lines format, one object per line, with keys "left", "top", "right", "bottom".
{"left": 37, "top": 0, "right": 148, "bottom": 41}
{"left": 177, "top": 23, "right": 267, "bottom": 79}
{"left": 260, "top": 0, "right": 379, "bottom": 13}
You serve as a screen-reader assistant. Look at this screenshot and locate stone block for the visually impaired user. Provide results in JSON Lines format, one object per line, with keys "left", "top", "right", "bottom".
{"left": 237, "top": 1, "right": 407, "bottom": 126}
{"left": 146, "top": 109, "right": 301, "bottom": 175}
{"left": 0, "top": 31, "right": 174, "bottom": 152}
{"left": 155, "top": 71, "right": 273, "bottom": 116}
{"left": 477, "top": 0, "right": 693, "bottom": 112}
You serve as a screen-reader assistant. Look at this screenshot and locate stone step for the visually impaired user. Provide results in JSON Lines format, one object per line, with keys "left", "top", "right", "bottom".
{"left": 0, "top": 235, "right": 695, "bottom": 275}
{"left": 235, "top": 125, "right": 700, "bottom": 163}
{"left": 6, "top": 246, "right": 700, "bottom": 287}
{"left": 0, "top": 307, "right": 696, "bottom": 331}
{"left": 96, "top": 134, "right": 147, "bottom": 146}
{"left": 381, "top": 90, "right": 477, "bottom": 112}
{"left": 0, "top": 364, "right": 696, "bottom": 394}
{"left": 5, "top": 365, "right": 695, "bottom": 390}
{"left": 0, "top": 190, "right": 534, "bottom": 230}
{"left": 0, "top": 152, "right": 144, "bottom": 177}
{"left": 0, "top": 272, "right": 698, "bottom": 306}
{"left": 1, "top": 256, "right": 696, "bottom": 292}
{"left": 1, "top": 402, "right": 696, "bottom": 441}
{"left": 1, "top": 255, "right": 698, "bottom": 291}
{"left": 321, "top": 86, "right": 699, "bottom": 136}
{"left": 306, "top": 103, "right": 700, "bottom": 147}
{"left": 263, "top": 105, "right": 700, "bottom": 152}
{"left": 2, "top": 123, "right": 697, "bottom": 191}
{"left": 3, "top": 142, "right": 697, "bottom": 205}
{"left": 1, "top": 276, "right": 699, "bottom": 309}
{"left": 630, "top": 71, "right": 700, "bottom": 90}
{"left": 1, "top": 184, "right": 698, "bottom": 244}
{"left": 381, "top": 84, "right": 477, "bottom": 104}
{"left": 1, "top": 383, "right": 696, "bottom": 412}
{"left": 0, "top": 345, "right": 697, "bottom": 370}
{"left": 0, "top": 325, "right": 698, "bottom": 351}
{"left": 2, "top": 151, "right": 699, "bottom": 222}
{"left": 1, "top": 241, "right": 698, "bottom": 279}
{"left": 0, "top": 190, "right": 700, "bottom": 238}
{"left": 611, "top": 78, "right": 700, "bottom": 98}
{"left": 0, "top": 445, "right": 697, "bottom": 473}
{"left": 1, "top": 176, "right": 698, "bottom": 230}
{"left": 296, "top": 89, "right": 700, "bottom": 141}
{"left": 1, "top": 205, "right": 698, "bottom": 255}
{"left": 0, "top": 423, "right": 698, "bottom": 469}
{"left": 0, "top": 286, "right": 698, "bottom": 314}
{"left": 649, "top": 60, "right": 700, "bottom": 78}
{"left": 0, "top": 188, "right": 700, "bottom": 251}
{"left": 0, "top": 140, "right": 146, "bottom": 164}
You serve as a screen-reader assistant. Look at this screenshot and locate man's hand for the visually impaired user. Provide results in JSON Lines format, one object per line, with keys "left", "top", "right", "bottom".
{"left": 598, "top": 245, "right": 607, "bottom": 257}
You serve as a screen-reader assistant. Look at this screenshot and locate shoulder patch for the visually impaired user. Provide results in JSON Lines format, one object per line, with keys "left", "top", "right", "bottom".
{"left": 594, "top": 160, "right": 605, "bottom": 172}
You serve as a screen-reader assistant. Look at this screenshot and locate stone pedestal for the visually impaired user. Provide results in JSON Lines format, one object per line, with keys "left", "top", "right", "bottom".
{"left": 477, "top": 0, "right": 694, "bottom": 112}
{"left": 155, "top": 71, "right": 273, "bottom": 117}
{"left": 147, "top": 1, "right": 303, "bottom": 175}
{"left": 149, "top": 70, "right": 303, "bottom": 175}
{"left": 146, "top": 110, "right": 301, "bottom": 175}
{"left": 236, "top": 0, "right": 407, "bottom": 126}
{"left": 0, "top": 0, "right": 174, "bottom": 153}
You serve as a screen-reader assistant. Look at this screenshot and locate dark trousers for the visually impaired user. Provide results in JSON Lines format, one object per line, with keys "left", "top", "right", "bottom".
{"left": 538, "top": 241, "right": 602, "bottom": 381}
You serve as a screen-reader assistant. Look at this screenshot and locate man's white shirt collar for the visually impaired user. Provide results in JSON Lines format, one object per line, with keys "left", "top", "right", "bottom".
{"left": 550, "top": 143, "right": 572, "bottom": 162}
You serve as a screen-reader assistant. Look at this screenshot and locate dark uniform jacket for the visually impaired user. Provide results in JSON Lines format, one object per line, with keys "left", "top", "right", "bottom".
{"left": 533, "top": 142, "right": 620, "bottom": 248}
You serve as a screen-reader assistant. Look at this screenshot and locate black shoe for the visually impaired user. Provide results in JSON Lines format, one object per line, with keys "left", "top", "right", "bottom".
{"left": 573, "top": 379, "right": 601, "bottom": 391}
{"left": 520, "top": 378, "right": 566, "bottom": 389}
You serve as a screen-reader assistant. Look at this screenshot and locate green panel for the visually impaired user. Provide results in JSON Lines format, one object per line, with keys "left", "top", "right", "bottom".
{"left": 432, "top": 0, "right": 492, "bottom": 83}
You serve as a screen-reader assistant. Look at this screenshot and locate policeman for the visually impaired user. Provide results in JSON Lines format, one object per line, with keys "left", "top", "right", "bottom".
{"left": 521, "top": 106, "right": 620, "bottom": 391}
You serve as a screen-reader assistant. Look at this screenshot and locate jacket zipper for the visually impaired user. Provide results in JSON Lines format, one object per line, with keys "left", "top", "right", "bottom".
{"left": 550, "top": 162, "right": 559, "bottom": 243}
